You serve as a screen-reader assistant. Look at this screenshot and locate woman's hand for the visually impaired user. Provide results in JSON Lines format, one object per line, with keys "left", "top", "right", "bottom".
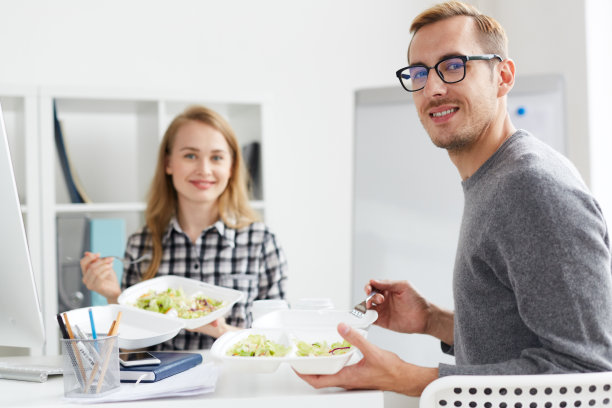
{"left": 187, "top": 318, "right": 240, "bottom": 338}
{"left": 80, "top": 251, "right": 121, "bottom": 304}
{"left": 296, "top": 323, "right": 438, "bottom": 396}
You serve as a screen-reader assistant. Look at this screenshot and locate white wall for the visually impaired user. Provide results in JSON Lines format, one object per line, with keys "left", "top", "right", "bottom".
{"left": 0, "top": 0, "right": 607, "bottom": 315}
{"left": 585, "top": 0, "right": 612, "bottom": 221}
{"left": 481, "top": 0, "right": 590, "bottom": 181}
{"left": 0, "top": 0, "right": 417, "bottom": 310}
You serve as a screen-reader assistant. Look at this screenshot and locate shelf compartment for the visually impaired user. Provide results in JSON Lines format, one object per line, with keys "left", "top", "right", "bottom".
{"left": 53, "top": 98, "right": 159, "bottom": 205}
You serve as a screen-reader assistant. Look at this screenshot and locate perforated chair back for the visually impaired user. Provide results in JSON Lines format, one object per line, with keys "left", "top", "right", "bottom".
{"left": 420, "top": 372, "right": 612, "bottom": 408}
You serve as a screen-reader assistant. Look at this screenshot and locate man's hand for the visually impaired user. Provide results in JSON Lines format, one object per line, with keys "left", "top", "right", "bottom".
{"left": 296, "top": 323, "right": 439, "bottom": 396}
{"left": 366, "top": 279, "right": 454, "bottom": 344}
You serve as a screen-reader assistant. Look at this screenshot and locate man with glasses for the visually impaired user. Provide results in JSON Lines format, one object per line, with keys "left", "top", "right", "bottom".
{"left": 298, "top": 1, "right": 612, "bottom": 397}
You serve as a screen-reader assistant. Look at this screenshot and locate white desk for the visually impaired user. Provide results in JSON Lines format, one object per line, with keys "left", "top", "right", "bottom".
{"left": 0, "top": 353, "right": 384, "bottom": 407}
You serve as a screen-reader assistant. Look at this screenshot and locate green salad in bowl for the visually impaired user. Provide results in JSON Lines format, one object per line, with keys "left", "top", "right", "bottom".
{"left": 133, "top": 287, "right": 225, "bottom": 319}
{"left": 295, "top": 339, "right": 352, "bottom": 357}
{"left": 226, "top": 334, "right": 291, "bottom": 357}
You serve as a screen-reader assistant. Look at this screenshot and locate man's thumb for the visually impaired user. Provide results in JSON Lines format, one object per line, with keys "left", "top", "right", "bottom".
{"left": 338, "top": 323, "right": 370, "bottom": 353}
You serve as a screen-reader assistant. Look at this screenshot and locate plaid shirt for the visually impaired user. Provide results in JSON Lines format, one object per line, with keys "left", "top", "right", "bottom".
{"left": 121, "top": 218, "right": 288, "bottom": 350}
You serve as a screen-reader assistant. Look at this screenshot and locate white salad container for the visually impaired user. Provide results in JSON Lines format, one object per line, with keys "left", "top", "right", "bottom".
{"left": 117, "top": 275, "right": 244, "bottom": 330}
{"left": 212, "top": 329, "right": 291, "bottom": 374}
{"left": 211, "top": 327, "right": 366, "bottom": 375}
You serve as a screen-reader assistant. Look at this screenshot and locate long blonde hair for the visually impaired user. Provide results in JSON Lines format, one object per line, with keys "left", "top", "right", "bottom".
{"left": 142, "top": 105, "right": 259, "bottom": 280}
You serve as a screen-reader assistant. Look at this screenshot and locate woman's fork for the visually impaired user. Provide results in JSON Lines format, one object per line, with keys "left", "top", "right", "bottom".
{"left": 113, "top": 253, "right": 152, "bottom": 266}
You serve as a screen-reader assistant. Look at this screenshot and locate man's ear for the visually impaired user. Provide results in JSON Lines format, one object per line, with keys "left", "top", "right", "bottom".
{"left": 497, "top": 58, "right": 515, "bottom": 98}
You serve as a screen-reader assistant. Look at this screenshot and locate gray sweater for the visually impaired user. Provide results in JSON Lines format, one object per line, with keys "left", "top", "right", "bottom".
{"left": 439, "top": 130, "right": 612, "bottom": 376}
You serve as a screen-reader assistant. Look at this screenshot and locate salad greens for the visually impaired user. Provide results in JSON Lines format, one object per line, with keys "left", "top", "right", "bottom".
{"left": 227, "top": 334, "right": 291, "bottom": 357}
{"left": 295, "top": 339, "right": 352, "bottom": 356}
{"left": 133, "top": 288, "right": 224, "bottom": 319}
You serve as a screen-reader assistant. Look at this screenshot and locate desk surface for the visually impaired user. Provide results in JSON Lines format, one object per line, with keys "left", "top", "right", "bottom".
{"left": 0, "top": 353, "right": 384, "bottom": 408}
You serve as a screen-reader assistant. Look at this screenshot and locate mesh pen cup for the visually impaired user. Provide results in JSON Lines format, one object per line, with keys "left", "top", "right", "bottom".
{"left": 61, "top": 335, "right": 120, "bottom": 397}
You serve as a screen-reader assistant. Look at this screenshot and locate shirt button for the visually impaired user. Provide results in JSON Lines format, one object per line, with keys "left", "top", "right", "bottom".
{"left": 194, "top": 264, "right": 199, "bottom": 270}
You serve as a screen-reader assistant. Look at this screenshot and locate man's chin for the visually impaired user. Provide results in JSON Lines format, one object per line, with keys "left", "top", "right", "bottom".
{"left": 429, "top": 134, "right": 472, "bottom": 151}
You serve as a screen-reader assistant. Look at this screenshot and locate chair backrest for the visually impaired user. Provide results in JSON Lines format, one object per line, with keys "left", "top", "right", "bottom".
{"left": 420, "top": 372, "right": 612, "bottom": 408}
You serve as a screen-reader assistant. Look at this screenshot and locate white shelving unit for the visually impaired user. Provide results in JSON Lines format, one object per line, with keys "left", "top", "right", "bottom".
{"left": 3, "top": 86, "right": 269, "bottom": 355}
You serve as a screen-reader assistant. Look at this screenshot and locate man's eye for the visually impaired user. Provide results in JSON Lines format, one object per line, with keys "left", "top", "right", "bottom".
{"left": 410, "top": 69, "right": 428, "bottom": 80}
{"left": 444, "top": 61, "right": 464, "bottom": 71}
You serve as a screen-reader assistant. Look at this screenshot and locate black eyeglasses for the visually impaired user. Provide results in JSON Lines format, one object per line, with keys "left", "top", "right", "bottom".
{"left": 395, "top": 54, "right": 503, "bottom": 92}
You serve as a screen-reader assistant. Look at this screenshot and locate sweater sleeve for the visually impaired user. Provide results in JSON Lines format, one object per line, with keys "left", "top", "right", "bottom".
{"left": 441, "top": 165, "right": 612, "bottom": 376}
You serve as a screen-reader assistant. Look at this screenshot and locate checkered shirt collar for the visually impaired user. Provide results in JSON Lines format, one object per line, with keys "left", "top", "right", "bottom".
{"left": 163, "top": 216, "right": 236, "bottom": 248}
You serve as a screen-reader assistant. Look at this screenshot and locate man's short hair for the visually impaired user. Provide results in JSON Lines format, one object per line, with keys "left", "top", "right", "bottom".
{"left": 408, "top": 1, "right": 508, "bottom": 62}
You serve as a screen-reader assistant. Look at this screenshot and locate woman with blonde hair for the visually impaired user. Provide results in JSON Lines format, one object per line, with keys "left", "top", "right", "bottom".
{"left": 81, "top": 105, "right": 288, "bottom": 350}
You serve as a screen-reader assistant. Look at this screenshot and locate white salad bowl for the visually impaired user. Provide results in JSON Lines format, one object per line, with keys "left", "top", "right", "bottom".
{"left": 117, "top": 275, "right": 244, "bottom": 330}
{"left": 285, "top": 328, "right": 364, "bottom": 375}
{"left": 210, "top": 329, "right": 290, "bottom": 374}
{"left": 211, "top": 328, "right": 365, "bottom": 375}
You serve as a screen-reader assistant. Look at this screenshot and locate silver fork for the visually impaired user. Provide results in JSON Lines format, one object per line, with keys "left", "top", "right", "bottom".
{"left": 351, "top": 289, "right": 380, "bottom": 318}
{"left": 113, "top": 253, "right": 151, "bottom": 266}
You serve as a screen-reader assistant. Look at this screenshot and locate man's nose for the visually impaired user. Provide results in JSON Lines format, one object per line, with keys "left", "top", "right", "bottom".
{"left": 422, "top": 70, "right": 447, "bottom": 97}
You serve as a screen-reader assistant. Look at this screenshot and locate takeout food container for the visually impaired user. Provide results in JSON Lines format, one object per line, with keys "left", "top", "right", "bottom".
{"left": 64, "top": 304, "right": 183, "bottom": 349}
{"left": 210, "top": 328, "right": 366, "bottom": 375}
{"left": 251, "top": 308, "right": 378, "bottom": 330}
{"left": 117, "top": 275, "right": 244, "bottom": 330}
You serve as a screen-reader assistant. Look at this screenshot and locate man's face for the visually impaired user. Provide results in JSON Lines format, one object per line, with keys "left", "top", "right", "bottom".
{"left": 408, "top": 16, "right": 500, "bottom": 151}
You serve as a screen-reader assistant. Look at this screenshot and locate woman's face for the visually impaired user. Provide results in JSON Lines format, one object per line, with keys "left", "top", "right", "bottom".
{"left": 165, "top": 120, "right": 233, "bottom": 207}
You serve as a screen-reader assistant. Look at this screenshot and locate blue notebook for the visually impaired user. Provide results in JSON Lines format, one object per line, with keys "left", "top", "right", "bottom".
{"left": 120, "top": 352, "right": 203, "bottom": 383}
{"left": 89, "top": 218, "right": 126, "bottom": 306}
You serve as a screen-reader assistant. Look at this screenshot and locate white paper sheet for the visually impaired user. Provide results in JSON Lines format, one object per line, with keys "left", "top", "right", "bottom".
{"left": 65, "top": 362, "right": 219, "bottom": 403}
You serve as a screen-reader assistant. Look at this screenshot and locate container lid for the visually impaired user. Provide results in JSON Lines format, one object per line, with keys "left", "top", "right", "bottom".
{"left": 64, "top": 304, "right": 184, "bottom": 349}
{"left": 291, "top": 298, "right": 334, "bottom": 310}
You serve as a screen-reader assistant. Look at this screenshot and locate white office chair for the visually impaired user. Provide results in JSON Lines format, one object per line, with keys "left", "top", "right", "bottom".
{"left": 420, "top": 372, "right": 612, "bottom": 408}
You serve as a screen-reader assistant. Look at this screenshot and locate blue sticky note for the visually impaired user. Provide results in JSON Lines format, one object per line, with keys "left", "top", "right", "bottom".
{"left": 89, "top": 218, "right": 126, "bottom": 306}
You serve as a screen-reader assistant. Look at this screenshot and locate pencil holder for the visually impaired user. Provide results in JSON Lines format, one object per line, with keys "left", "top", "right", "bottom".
{"left": 61, "top": 335, "right": 120, "bottom": 398}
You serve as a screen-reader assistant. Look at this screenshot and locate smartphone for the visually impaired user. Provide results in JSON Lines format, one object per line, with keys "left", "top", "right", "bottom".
{"left": 119, "top": 351, "right": 161, "bottom": 367}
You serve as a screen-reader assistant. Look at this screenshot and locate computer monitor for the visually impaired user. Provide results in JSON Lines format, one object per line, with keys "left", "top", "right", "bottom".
{"left": 0, "top": 103, "right": 45, "bottom": 348}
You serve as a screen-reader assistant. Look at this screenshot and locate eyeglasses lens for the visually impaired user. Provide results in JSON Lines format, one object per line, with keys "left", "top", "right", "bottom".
{"left": 437, "top": 57, "right": 465, "bottom": 83}
{"left": 403, "top": 67, "right": 427, "bottom": 91}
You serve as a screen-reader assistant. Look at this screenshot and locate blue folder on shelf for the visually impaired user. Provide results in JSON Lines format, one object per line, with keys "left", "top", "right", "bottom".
{"left": 53, "top": 100, "right": 91, "bottom": 204}
{"left": 89, "top": 218, "right": 126, "bottom": 306}
{"left": 120, "top": 352, "right": 203, "bottom": 383}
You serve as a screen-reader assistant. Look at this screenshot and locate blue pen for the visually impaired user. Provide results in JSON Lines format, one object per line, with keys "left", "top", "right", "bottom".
{"left": 88, "top": 308, "right": 99, "bottom": 351}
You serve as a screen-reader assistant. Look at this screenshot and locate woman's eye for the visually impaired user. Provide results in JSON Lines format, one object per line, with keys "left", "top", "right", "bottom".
{"left": 212, "top": 155, "right": 223, "bottom": 161}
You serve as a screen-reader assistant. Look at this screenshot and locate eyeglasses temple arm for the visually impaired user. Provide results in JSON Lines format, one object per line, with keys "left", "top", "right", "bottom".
{"left": 466, "top": 54, "right": 503, "bottom": 62}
